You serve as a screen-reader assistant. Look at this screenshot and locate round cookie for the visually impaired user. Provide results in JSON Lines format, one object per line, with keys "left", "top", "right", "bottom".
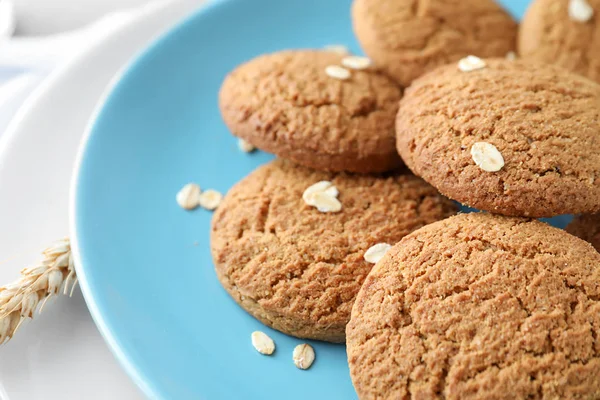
{"left": 351, "top": 0, "right": 517, "bottom": 87}
{"left": 219, "top": 50, "right": 403, "bottom": 174}
{"left": 396, "top": 58, "right": 600, "bottom": 218}
{"left": 347, "top": 212, "right": 600, "bottom": 400}
{"left": 567, "top": 214, "right": 600, "bottom": 252}
{"left": 211, "top": 159, "right": 457, "bottom": 343}
{"left": 519, "top": 0, "right": 600, "bottom": 83}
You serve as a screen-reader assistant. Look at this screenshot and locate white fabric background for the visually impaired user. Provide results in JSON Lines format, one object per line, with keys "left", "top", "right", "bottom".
{"left": 0, "top": 2, "right": 198, "bottom": 398}
{"left": 0, "top": 0, "right": 169, "bottom": 140}
{"left": 11, "top": 0, "right": 153, "bottom": 34}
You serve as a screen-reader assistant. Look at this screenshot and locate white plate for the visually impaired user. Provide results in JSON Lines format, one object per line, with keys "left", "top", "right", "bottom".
{"left": 0, "top": 1, "right": 204, "bottom": 398}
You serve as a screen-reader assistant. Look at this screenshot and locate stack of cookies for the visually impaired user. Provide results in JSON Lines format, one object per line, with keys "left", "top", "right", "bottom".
{"left": 214, "top": 50, "right": 458, "bottom": 343}
{"left": 213, "top": 0, "right": 600, "bottom": 397}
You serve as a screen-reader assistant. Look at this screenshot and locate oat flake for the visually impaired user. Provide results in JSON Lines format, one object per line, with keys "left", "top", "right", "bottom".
{"left": 176, "top": 183, "right": 201, "bottom": 210}
{"left": 323, "top": 186, "right": 339, "bottom": 198}
{"left": 293, "top": 344, "right": 315, "bottom": 370}
{"left": 304, "top": 191, "right": 342, "bottom": 213}
{"left": 238, "top": 138, "right": 256, "bottom": 153}
{"left": 198, "top": 189, "right": 223, "bottom": 210}
{"left": 471, "top": 142, "right": 505, "bottom": 172}
{"left": 364, "top": 243, "right": 393, "bottom": 264}
{"left": 569, "top": 0, "right": 594, "bottom": 22}
{"left": 302, "top": 181, "right": 338, "bottom": 203}
{"left": 251, "top": 331, "right": 275, "bottom": 355}
{"left": 325, "top": 65, "right": 351, "bottom": 80}
{"left": 341, "top": 55, "right": 372, "bottom": 70}
{"left": 458, "top": 55, "right": 487, "bottom": 72}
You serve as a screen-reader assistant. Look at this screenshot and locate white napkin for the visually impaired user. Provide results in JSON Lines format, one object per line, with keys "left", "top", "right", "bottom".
{"left": 0, "top": 9, "right": 143, "bottom": 70}
{"left": 0, "top": 0, "right": 173, "bottom": 139}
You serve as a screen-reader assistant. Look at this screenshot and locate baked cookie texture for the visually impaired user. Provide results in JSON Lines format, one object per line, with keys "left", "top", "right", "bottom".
{"left": 396, "top": 58, "right": 600, "bottom": 218}
{"left": 351, "top": 0, "right": 517, "bottom": 87}
{"left": 210, "top": 159, "right": 457, "bottom": 343}
{"left": 519, "top": 0, "right": 600, "bottom": 83}
{"left": 567, "top": 214, "right": 600, "bottom": 252}
{"left": 219, "top": 50, "right": 403, "bottom": 173}
{"left": 347, "top": 212, "right": 600, "bottom": 400}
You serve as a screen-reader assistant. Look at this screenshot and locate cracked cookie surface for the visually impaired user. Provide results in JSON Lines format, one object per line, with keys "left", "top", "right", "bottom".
{"left": 210, "top": 159, "right": 457, "bottom": 342}
{"left": 347, "top": 212, "right": 600, "bottom": 400}
{"left": 219, "top": 50, "right": 403, "bottom": 173}
{"left": 351, "top": 0, "right": 517, "bottom": 87}
{"left": 519, "top": 0, "right": 600, "bottom": 84}
{"left": 396, "top": 58, "right": 600, "bottom": 217}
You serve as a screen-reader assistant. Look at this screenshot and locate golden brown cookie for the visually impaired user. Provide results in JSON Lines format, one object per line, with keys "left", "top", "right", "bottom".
{"left": 519, "top": 0, "right": 600, "bottom": 83}
{"left": 396, "top": 58, "right": 600, "bottom": 218}
{"left": 347, "top": 213, "right": 600, "bottom": 400}
{"left": 567, "top": 214, "right": 600, "bottom": 252}
{"left": 351, "top": 0, "right": 517, "bottom": 87}
{"left": 210, "top": 159, "right": 457, "bottom": 342}
{"left": 219, "top": 50, "right": 403, "bottom": 174}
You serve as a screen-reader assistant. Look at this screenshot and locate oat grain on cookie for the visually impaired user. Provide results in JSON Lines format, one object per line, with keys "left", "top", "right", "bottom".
{"left": 219, "top": 50, "right": 403, "bottom": 173}
{"left": 520, "top": 0, "right": 600, "bottom": 83}
{"left": 397, "top": 58, "right": 600, "bottom": 217}
{"left": 470, "top": 142, "right": 504, "bottom": 172}
{"left": 325, "top": 65, "right": 351, "bottom": 80}
{"left": 458, "top": 56, "right": 487, "bottom": 72}
{"left": 569, "top": 0, "right": 594, "bottom": 22}
{"left": 363, "top": 243, "right": 392, "bottom": 264}
{"left": 341, "top": 56, "right": 372, "bottom": 70}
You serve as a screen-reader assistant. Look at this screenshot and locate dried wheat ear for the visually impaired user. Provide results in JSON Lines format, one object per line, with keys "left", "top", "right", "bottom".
{"left": 0, "top": 238, "right": 77, "bottom": 344}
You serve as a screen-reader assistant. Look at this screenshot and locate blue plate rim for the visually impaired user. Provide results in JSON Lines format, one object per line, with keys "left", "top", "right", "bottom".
{"left": 69, "top": 0, "right": 228, "bottom": 398}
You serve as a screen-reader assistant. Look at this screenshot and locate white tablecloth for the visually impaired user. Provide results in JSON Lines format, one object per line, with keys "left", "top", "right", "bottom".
{"left": 0, "top": 0, "right": 170, "bottom": 141}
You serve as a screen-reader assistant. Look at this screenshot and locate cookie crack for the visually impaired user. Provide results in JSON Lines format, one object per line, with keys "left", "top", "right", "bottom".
{"left": 404, "top": 76, "right": 600, "bottom": 183}
{"left": 561, "top": 276, "right": 600, "bottom": 302}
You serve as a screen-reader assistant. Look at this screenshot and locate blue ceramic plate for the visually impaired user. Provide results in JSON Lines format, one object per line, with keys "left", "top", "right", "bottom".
{"left": 72, "top": 0, "right": 565, "bottom": 398}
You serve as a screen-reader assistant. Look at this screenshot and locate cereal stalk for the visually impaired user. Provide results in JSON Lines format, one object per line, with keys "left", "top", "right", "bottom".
{"left": 0, "top": 238, "right": 77, "bottom": 344}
